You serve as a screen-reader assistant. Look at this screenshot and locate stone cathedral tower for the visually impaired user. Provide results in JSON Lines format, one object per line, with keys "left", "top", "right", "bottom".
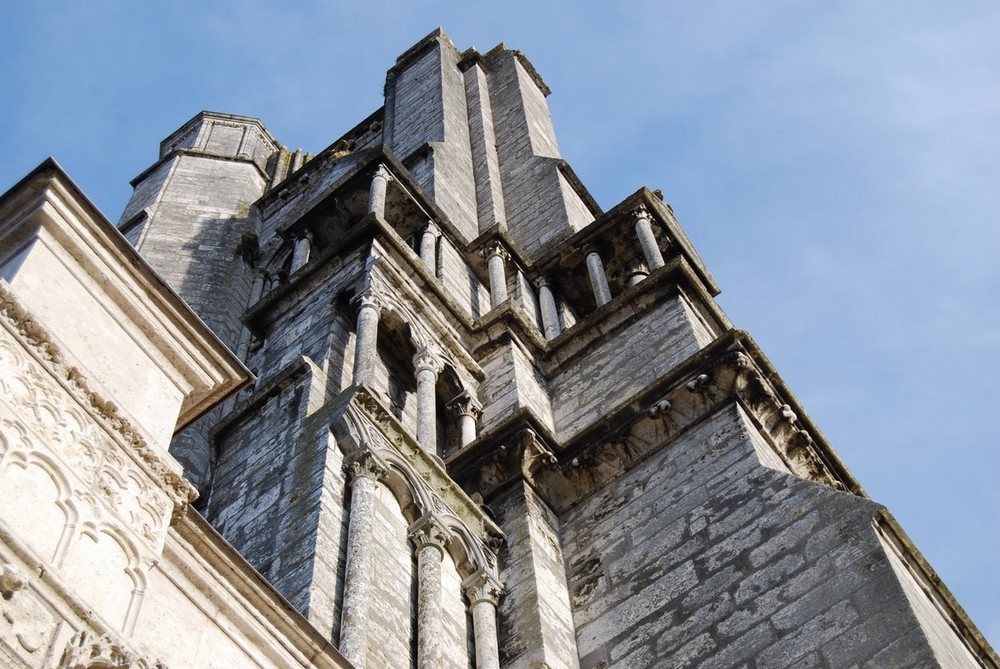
{"left": 0, "top": 28, "right": 996, "bottom": 669}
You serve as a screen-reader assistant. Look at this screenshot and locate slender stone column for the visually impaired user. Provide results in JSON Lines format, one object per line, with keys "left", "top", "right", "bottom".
{"left": 624, "top": 259, "right": 649, "bottom": 288}
{"left": 535, "top": 276, "right": 561, "bottom": 340}
{"left": 291, "top": 148, "right": 305, "bottom": 173}
{"left": 420, "top": 221, "right": 439, "bottom": 275}
{"left": 368, "top": 164, "right": 391, "bottom": 218}
{"left": 249, "top": 273, "right": 266, "bottom": 305}
{"left": 414, "top": 348, "right": 444, "bottom": 453}
{"left": 447, "top": 392, "right": 482, "bottom": 447}
{"left": 462, "top": 569, "right": 504, "bottom": 669}
{"left": 409, "top": 515, "right": 450, "bottom": 669}
{"left": 352, "top": 292, "right": 382, "bottom": 385}
{"left": 586, "top": 248, "right": 612, "bottom": 307}
{"left": 289, "top": 231, "right": 312, "bottom": 273}
{"left": 482, "top": 242, "right": 510, "bottom": 307}
{"left": 340, "top": 452, "right": 388, "bottom": 667}
{"left": 633, "top": 205, "right": 665, "bottom": 270}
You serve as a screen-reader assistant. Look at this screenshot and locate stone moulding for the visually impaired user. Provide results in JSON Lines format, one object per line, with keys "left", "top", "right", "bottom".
{"left": 58, "top": 630, "right": 165, "bottom": 669}
{"left": 451, "top": 329, "right": 863, "bottom": 512}
{"left": 0, "top": 161, "right": 251, "bottom": 435}
{"left": 332, "top": 385, "right": 504, "bottom": 573}
{"left": 0, "top": 282, "right": 197, "bottom": 517}
{"left": 873, "top": 509, "right": 1000, "bottom": 667}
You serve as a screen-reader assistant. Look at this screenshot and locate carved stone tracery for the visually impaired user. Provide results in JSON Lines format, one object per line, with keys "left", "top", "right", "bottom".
{"left": 0, "top": 284, "right": 196, "bottom": 527}
{"left": 58, "top": 630, "right": 166, "bottom": 669}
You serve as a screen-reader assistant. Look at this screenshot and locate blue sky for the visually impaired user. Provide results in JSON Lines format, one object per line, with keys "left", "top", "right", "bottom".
{"left": 2, "top": 0, "right": 998, "bottom": 649}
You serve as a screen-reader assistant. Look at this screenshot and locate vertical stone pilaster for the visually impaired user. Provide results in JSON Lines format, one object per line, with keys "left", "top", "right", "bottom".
{"left": 368, "top": 164, "right": 392, "bottom": 218}
{"left": 633, "top": 205, "right": 665, "bottom": 271}
{"left": 289, "top": 231, "right": 312, "bottom": 273}
{"left": 420, "top": 221, "right": 439, "bottom": 275}
{"left": 352, "top": 292, "right": 382, "bottom": 385}
{"left": 414, "top": 348, "right": 444, "bottom": 453}
{"left": 340, "top": 452, "right": 388, "bottom": 667}
{"left": 483, "top": 242, "right": 510, "bottom": 308}
{"left": 586, "top": 248, "right": 612, "bottom": 307}
{"left": 535, "top": 276, "right": 561, "bottom": 340}
{"left": 463, "top": 569, "right": 503, "bottom": 669}
{"left": 409, "top": 514, "right": 450, "bottom": 669}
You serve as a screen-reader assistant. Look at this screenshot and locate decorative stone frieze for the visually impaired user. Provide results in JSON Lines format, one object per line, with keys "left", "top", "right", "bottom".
{"left": 0, "top": 285, "right": 193, "bottom": 533}
{"left": 58, "top": 630, "right": 166, "bottom": 669}
{"left": 463, "top": 332, "right": 860, "bottom": 512}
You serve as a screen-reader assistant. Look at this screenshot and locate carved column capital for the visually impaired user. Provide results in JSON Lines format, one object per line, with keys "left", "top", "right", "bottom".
{"left": 347, "top": 451, "right": 388, "bottom": 484}
{"left": 352, "top": 290, "right": 384, "bottom": 314}
{"left": 408, "top": 513, "right": 451, "bottom": 553}
{"left": 413, "top": 347, "right": 444, "bottom": 375}
{"left": 447, "top": 391, "right": 482, "bottom": 419}
{"left": 462, "top": 569, "right": 504, "bottom": 607}
{"left": 481, "top": 241, "right": 511, "bottom": 262}
{"left": 534, "top": 275, "right": 552, "bottom": 289}
{"left": 372, "top": 163, "right": 392, "bottom": 182}
{"left": 58, "top": 630, "right": 163, "bottom": 669}
{"left": 424, "top": 220, "right": 440, "bottom": 236}
{"left": 630, "top": 203, "right": 651, "bottom": 223}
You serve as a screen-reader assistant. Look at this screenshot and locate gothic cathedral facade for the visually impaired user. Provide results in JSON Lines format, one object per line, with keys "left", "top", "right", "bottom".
{"left": 0, "top": 29, "right": 996, "bottom": 669}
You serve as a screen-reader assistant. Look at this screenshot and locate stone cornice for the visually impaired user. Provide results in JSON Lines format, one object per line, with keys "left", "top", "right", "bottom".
{"left": 452, "top": 330, "right": 865, "bottom": 512}
{"left": 872, "top": 510, "right": 1000, "bottom": 669}
{"left": 0, "top": 161, "right": 251, "bottom": 433}
{"left": 166, "top": 511, "right": 352, "bottom": 668}
{"left": 0, "top": 282, "right": 197, "bottom": 517}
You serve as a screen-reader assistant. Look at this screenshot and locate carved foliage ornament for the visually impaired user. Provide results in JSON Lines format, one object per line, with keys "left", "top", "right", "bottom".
{"left": 58, "top": 630, "right": 166, "bottom": 669}
{"left": 0, "top": 325, "right": 174, "bottom": 547}
{"left": 461, "top": 569, "right": 504, "bottom": 607}
{"left": 0, "top": 563, "right": 55, "bottom": 657}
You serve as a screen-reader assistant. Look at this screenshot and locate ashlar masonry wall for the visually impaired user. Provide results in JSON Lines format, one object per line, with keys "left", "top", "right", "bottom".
{"left": 560, "top": 404, "right": 969, "bottom": 668}
{"left": 549, "top": 292, "right": 707, "bottom": 439}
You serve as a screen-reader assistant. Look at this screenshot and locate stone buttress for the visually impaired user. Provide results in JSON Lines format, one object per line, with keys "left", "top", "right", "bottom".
{"left": 118, "top": 28, "right": 999, "bottom": 669}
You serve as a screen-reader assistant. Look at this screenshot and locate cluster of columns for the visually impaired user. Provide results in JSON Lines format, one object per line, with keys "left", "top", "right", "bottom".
{"left": 533, "top": 205, "right": 668, "bottom": 340}
{"left": 351, "top": 290, "right": 481, "bottom": 454}
{"left": 339, "top": 454, "right": 502, "bottom": 669}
